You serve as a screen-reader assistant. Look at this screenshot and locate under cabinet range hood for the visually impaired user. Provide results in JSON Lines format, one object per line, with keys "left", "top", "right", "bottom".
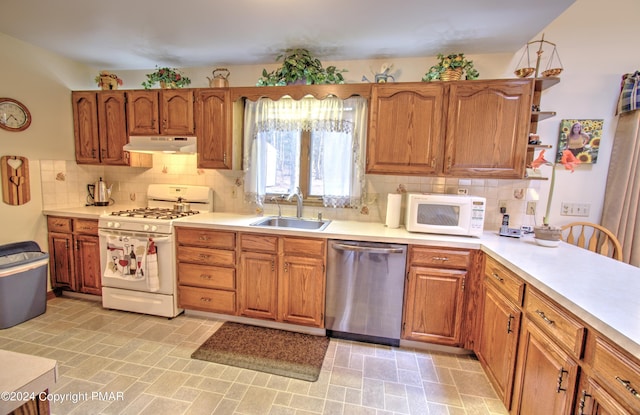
{"left": 124, "top": 136, "right": 197, "bottom": 154}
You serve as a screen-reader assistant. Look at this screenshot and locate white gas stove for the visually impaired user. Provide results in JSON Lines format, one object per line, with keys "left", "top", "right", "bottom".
{"left": 98, "top": 184, "right": 213, "bottom": 318}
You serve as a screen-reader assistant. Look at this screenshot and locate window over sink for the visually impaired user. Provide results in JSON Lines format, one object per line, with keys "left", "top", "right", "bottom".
{"left": 243, "top": 96, "right": 367, "bottom": 208}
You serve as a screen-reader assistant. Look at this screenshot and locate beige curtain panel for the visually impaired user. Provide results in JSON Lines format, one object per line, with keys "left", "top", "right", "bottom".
{"left": 601, "top": 109, "right": 640, "bottom": 266}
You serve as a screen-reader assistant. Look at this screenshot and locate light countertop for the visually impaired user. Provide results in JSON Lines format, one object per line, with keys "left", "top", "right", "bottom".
{"left": 0, "top": 350, "right": 57, "bottom": 414}
{"left": 43, "top": 209, "right": 640, "bottom": 360}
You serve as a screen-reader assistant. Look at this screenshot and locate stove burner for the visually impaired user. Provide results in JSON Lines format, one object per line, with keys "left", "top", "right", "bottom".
{"left": 110, "top": 208, "right": 200, "bottom": 220}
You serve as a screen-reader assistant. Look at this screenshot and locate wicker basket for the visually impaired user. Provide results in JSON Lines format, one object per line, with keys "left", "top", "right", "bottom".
{"left": 440, "top": 68, "right": 463, "bottom": 81}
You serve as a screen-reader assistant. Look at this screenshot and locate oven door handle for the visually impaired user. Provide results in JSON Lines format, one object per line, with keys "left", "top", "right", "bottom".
{"left": 98, "top": 230, "right": 172, "bottom": 243}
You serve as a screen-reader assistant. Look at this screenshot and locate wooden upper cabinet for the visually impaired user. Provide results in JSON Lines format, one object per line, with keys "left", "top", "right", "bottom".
{"left": 72, "top": 91, "right": 149, "bottom": 166}
{"left": 127, "top": 89, "right": 194, "bottom": 136}
{"left": 97, "top": 91, "right": 128, "bottom": 165}
{"left": 366, "top": 79, "right": 534, "bottom": 178}
{"left": 196, "top": 89, "right": 232, "bottom": 169}
{"left": 444, "top": 79, "right": 533, "bottom": 178}
{"left": 367, "top": 83, "right": 445, "bottom": 175}
{"left": 72, "top": 91, "right": 100, "bottom": 164}
{"left": 162, "top": 89, "right": 195, "bottom": 135}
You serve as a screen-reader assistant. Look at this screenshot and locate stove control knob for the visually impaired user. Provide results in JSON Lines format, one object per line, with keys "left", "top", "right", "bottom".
{"left": 150, "top": 225, "right": 158, "bottom": 232}
{"left": 113, "top": 222, "right": 121, "bottom": 229}
{"left": 143, "top": 224, "right": 150, "bottom": 231}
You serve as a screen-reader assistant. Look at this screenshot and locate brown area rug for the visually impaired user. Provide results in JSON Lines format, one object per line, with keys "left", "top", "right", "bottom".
{"left": 191, "top": 322, "right": 330, "bottom": 382}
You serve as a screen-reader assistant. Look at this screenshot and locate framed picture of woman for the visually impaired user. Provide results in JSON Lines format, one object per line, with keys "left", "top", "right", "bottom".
{"left": 556, "top": 119, "right": 603, "bottom": 164}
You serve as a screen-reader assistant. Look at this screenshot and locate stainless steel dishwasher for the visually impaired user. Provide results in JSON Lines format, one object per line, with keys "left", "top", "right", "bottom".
{"left": 325, "top": 240, "right": 407, "bottom": 346}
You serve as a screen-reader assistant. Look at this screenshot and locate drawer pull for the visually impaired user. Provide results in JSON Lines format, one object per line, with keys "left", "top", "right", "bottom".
{"left": 535, "top": 309, "right": 555, "bottom": 325}
{"left": 578, "top": 390, "right": 592, "bottom": 415}
{"left": 507, "top": 314, "right": 514, "bottom": 334}
{"left": 615, "top": 376, "right": 640, "bottom": 399}
{"left": 199, "top": 254, "right": 211, "bottom": 260}
{"left": 200, "top": 297, "right": 212, "bottom": 303}
{"left": 431, "top": 256, "right": 449, "bottom": 261}
{"left": 200, "top": 274, "right": 212, "bottom": 280}
{"left": 199, "top": 235, "right": 210, "bottom": 241}
{"left": 556, "top": 367, "right": 568, "bottom": 392}
{"left": 492, "top": 272, "right": 504, "bottom": 282}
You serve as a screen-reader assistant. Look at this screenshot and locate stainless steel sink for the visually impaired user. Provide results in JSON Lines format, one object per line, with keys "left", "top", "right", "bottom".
{"left": 250, "top": 216, "right": 331, "bottom": 231}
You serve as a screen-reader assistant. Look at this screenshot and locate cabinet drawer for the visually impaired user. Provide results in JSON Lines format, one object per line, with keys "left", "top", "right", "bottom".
{"left": 47, "top": 217, "right": 72, "bottom": 233}
{"left": 484, "top": 256, "right": 525, "bottom": 306}
{"left": 176, "top": 228, "right": 235, "bottom": 249}
{"left": 282, "top": 237, "right": 325, "bottom": 257}
{"left": 592, "top": 337, "right": 640, "bottom": 413}
{"left": 177, "top": 246, "right": 235, "bottom": 267}
{"left": 74, "top": 219, "right": 98, "bottom": 234}
{"left": 179, "top": 286, "right": 236, "bottom": 314}
{"left": 178, "top": 263, "right": 235, "bottom": 290}
{"left": 410, "top": 246, "right": 470, "bottom": 269}
{"left": 240, "top": 233, "right": 278, "bottom": 253}
{"left": 524, "top": 289, "right": 586, "bottom": 357}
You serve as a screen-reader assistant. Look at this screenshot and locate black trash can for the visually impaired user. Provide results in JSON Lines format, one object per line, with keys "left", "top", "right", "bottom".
{"left": 0, "top": 241, "right": 50, "bottom": 329}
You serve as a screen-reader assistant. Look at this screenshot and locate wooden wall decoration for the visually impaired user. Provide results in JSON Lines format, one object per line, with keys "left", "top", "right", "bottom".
{"left": 1, "top": 155, "right": 30, "bottom": 205}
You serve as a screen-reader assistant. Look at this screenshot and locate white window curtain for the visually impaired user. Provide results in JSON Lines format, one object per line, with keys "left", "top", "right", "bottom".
{"left": 243, "top": 96, "right": 367, "bottom": 208}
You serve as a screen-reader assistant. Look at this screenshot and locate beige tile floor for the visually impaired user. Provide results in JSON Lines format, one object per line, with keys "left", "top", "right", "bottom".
{"left": 0, "top": 297, "right": 509, "bottom": 415}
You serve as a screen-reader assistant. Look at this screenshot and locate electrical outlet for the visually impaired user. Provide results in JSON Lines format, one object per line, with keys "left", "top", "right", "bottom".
{"left": 526, "top": 201, "right": 537, "bottom": 215}
{"left": 561, "top": 202, "right": 590, "bottom": 217}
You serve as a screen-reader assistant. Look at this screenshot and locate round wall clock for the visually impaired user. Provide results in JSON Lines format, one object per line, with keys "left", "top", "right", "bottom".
{"left": 0, "top": 98, "right": 32, "bottom": 132}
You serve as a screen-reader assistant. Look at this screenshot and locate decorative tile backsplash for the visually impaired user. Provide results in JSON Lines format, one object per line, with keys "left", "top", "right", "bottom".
{"left": 40, "top": 154, "right": 542, "bottom": 231}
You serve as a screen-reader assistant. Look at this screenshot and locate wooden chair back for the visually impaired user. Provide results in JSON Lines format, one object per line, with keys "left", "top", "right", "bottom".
{"left": 560, "top": 222, "right": 623, "bottom": 261}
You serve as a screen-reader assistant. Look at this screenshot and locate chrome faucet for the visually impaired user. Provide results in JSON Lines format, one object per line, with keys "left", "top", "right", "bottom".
{"left": 270, "top": 196, "right": 282, "bottom": 217}
{"left": 286, "top": 186, "right": 304, "bottom": 218}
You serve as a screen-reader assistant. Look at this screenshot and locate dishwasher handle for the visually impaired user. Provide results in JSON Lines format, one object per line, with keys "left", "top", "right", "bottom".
{"left": 331, "top": 243, "right": 405, "bottom": 255}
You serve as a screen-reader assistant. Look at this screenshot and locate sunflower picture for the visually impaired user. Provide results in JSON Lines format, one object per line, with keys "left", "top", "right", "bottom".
{"left": 556, "top": 119, "right": 603, "bottom": 164}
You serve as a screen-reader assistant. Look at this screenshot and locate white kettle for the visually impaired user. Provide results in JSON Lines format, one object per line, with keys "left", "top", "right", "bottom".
{"left": 87, "top": 177, "right": 113, "bottom": 206}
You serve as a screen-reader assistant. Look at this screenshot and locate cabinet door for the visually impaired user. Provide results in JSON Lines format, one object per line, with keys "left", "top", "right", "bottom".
{"left": 48, "top": 232, "right": 76, "bottom": 291}
{"left": 403, "top": 266, "right": 466, "bottom": 346}
{"left": 75, "top": 234, "right": 102, "bottom": 295}
{"left": 444, "top": 79, "right": 533, "bottom": 178}
{"left": 367, "top": 83, "right": 445, "bottom": 175}
{"left": 196, "top": 89, "right": 232, "bottom": 169}
{"left": 576, "top": 376, "right": 633, "bottom": 415}
{"left": 477, "top": 282, "right": 522, "bottom": 409}
{"left": 512, "top": 318, "right": 579, "bottom": 415}
{"left": 127, "top": 90, "right": 159, "bottom": 135}
{"left": 239, "top": 251, "right": 278, "bottom": 320}
{"left": 72, "top": 91, "right": 100, "bottom": 164}
{"left": 97, "top": 91, "right": 128, "bottom": 165}
{"left": 161, "top": 89, "right": 194, "bottom": 135}
{"left": 280, "top": 255, "right": 325, "bottom": 327}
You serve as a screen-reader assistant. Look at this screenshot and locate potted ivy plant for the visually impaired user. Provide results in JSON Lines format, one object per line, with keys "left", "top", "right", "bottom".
{"left": 142, "top": 66, "right": 191, "bottom": 89}
{"left": 256, "top": 48, "right": 347, "bottom": 86}
{"left": 422, "top": 53, "right": 479, "bottom": 82}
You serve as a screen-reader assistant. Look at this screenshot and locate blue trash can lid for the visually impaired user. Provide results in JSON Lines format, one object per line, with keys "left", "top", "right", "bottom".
{"left": 0, "top": 241, "right": 42, "bottom": 257}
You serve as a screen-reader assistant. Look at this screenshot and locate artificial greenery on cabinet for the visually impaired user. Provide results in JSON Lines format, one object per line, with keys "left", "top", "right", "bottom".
{"left": 257, "top": 48, "right": 347, "bottom": 86}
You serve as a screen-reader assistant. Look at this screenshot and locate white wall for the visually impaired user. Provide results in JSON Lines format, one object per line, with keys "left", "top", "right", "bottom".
{"left": 1, "top": 0, "right": 639, "bottom": 247}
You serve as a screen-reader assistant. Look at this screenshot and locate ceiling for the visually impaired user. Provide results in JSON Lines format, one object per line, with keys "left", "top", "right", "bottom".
{"left": 0, "top": 0, "right": 575, "bottom": 70}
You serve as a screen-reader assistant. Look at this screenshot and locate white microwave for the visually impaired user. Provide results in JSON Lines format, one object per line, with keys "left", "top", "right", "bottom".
{"left": 405, "top": 193, "right": 486, "bottom": 237}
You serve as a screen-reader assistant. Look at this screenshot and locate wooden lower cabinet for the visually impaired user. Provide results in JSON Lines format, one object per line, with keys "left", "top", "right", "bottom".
{"left": 176, "top": 228, "right": 237, "bottom": 315}
{"left": 239, "top": 250, "right": 278, "bottom": 320}
{"left": 280, "top": 253, "right": 325, "bottom": 327}
{"left": 47, "top": 216, "right": 101, "bottom": 295}
{"left": 476, "top": 281, "right": 522, "bottom": 409}
{"left": 403, "top": 266, "right": 466, "bottom": 345}
{"left": 402, "top": 246, "right": 474, "bottom": 347}
{"left": 511, "top": 318, "right": 579, "bottom": 414}
{"left": 238, "top": 233, "right": 326, "bottom": 328}
{"left": 576, "top": 375, "right": 633, "bottom": 415}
